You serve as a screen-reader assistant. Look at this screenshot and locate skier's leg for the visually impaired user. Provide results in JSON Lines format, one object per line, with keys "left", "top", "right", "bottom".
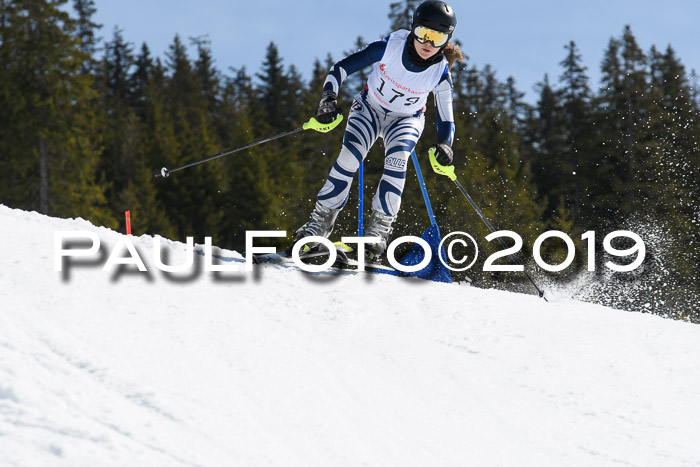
{"left": 371, "top": 115, "right": 424, "bottom": 216}
{"left": 296, "top": 99, "right": 381, "bottom": 240}
{"left": 366, "top": 115, "right": 424, "bottom": 258}
{"left": 316, "top": 100, "right": 380, "bottom": 210}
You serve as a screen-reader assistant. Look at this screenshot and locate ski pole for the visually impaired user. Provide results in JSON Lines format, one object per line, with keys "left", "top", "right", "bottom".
{"left": 428, "top": 148, "right": 548, "bottom": 301}
{"left": 155, "top": 115, "right": 344, "bottom": 178}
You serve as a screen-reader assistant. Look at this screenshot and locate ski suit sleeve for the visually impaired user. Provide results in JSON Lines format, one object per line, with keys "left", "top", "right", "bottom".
{"left": 322, "top": 37, "right": 389, "bottom": 97}
{"left": 433, "top": 65, "right": 455, "bottom": 145}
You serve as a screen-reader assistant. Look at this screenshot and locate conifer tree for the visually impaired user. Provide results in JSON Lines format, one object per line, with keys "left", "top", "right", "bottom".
{"left": 284, "top": 64, "right": 306, "bottom": 126}
{"left": 598, "top": 26, "right": 652, "bottom": 215}
{"left": 72, "top": 0, "right": 99, "bottom": 72}
{"left": 643, "top": 45, "right": 699, "bottom": 278}
{"left": 257, "top": 42, "right": 287, "bottom": 129}
{"left": 558, "top": 41, "right": 596, "bottom": 225}
{"left": 530, "top": 74, "right": 565, "bottom": 220}
{"left": 96, "top": 27, "right": 136, "bottom": 216}
{"left": 479, "top": 65, "right": 506, "bottom": 114}
{"left": 0, "top": 0, "right": 114, "bottom": 226}
{"left": 191, "top": 35, "right": 220, "bottom": 118}
{"left": 130, "top": 43, "right": 152, "bottom": 113}
{"left": 387, "top": 0, "right": 421, "bottom": 31}
{"left": 139, "top": 57, "right": 179, "bottom": 238}
{"left": 505, "top": 76, "right": 527, "bottom": 132}
{"left": 158, "top": 34, "right": 224, "bottom": 241}
{"left": 272, "top": 62, "right": 305, "bottom": 228}
{"left": 217, "top": 67, "right": 275, "bottom": 248}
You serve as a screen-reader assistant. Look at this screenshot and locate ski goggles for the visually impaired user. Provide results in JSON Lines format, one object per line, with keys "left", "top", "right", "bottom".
{"left": 413, "top": 25, "right": 450, "bottom": 48}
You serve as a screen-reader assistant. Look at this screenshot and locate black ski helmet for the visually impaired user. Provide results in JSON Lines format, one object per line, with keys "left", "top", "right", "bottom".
{"left": 412, "top": 1, "right": 457, "bottom": 34}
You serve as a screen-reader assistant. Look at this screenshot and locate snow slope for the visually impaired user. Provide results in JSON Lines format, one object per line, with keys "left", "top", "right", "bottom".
{"left": 1, "top": 204, "right": 699, "bottom": 467}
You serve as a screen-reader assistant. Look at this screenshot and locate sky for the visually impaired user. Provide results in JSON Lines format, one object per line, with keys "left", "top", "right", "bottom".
{"left": 90, "top": 0, "right": 700, "bottom": 103}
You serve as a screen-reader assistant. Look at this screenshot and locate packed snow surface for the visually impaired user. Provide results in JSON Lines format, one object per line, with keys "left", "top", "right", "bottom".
{"left": 1, "top": 204, "right": 699, "bottom": 466}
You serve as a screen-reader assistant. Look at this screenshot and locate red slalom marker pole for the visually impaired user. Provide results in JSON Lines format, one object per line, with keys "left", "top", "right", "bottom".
{"left": 125, "top": 211, "right": 131, "bottom": 235}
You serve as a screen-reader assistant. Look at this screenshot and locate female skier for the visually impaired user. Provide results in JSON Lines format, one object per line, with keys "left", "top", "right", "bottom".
{"left": 296, "top": 0, "right": 464, "bottom": 263}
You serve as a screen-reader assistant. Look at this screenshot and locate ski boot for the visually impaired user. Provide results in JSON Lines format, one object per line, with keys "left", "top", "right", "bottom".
{"left": 294, "top": 201, "right": 341, "bottom": 252}
{"left": 364, "top": 208, "right": 397, "bottom": 265}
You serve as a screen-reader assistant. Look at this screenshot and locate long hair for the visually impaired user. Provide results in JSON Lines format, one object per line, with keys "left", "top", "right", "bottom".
{"left": 444, "top": 42, "right": 465, "bottom": 69}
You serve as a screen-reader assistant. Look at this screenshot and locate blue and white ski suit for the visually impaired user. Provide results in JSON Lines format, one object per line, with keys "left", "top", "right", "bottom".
{"left": 317, "top": 29, "right": 455, "bottom": 217}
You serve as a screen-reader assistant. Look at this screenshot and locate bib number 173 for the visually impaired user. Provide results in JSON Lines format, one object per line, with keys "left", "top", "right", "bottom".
{"left": 377, "top": 78, "right": 420, "bottom": 106}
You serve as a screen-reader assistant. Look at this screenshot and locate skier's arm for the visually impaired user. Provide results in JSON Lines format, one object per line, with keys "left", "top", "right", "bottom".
{"left": 432, "top": 65, "right": 455, "bottom": 165}
{"left": 433, "top": 65, "right": 455, "bottom": 146}
{"left": 322, "top": 37, "right": 389, "bottom": 98}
